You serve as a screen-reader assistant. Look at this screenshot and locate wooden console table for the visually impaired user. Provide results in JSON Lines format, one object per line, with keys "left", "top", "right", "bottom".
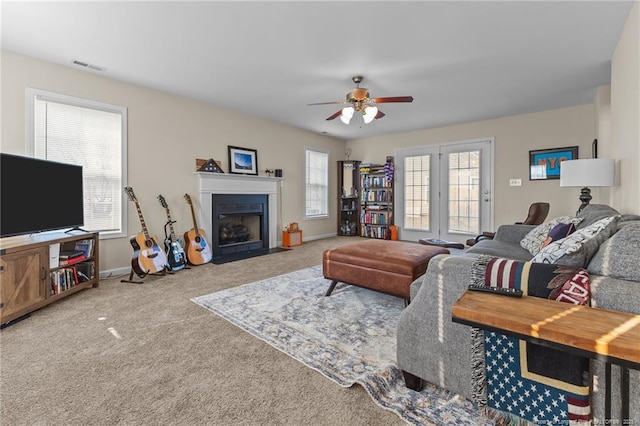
{"left": 452, "top": 290, "right": 640, "bottom": 423}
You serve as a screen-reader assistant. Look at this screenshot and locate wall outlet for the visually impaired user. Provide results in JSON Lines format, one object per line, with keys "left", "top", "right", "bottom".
{"left": 509, "top": 179, "right": 522, "bottom": 186}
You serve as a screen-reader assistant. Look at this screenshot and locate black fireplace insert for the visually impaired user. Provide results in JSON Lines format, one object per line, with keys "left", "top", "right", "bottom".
{"left": 211, "top": 194, "right": 269, "bottom": 262}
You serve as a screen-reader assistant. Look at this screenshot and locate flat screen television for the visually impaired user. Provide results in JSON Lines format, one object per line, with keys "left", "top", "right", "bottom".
{"left": 1, "top": 153, "right": 84, "bottom": 238}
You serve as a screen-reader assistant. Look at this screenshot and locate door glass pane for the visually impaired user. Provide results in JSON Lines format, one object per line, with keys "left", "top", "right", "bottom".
{"left": 404, "top": 155, "right": 430, "bottom": 231}
{"left": 448, "top": 151, "right": 480, "bottom": 234}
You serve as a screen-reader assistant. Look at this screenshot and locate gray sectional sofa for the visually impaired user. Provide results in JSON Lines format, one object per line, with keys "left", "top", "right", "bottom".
{"left": 396, "top": 204, "right": 640, "bottom": 423}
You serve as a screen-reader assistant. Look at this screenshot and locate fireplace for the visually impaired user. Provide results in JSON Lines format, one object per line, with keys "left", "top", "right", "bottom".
{"left": 212, "top": 194, "right": 269, "bottom": 262}
{"left": 197, "top": 172, "right": 281, "bottom": 262}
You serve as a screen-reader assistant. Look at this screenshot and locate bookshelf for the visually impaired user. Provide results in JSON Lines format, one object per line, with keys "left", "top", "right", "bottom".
{"left": 337, "top": 160, "right": 361, "bottom": 236}
{"left": 0, "top": 231, "right": 99, "bottom": 325}
{"left": 359, "top": 162, "right": 394, "bottom": 239}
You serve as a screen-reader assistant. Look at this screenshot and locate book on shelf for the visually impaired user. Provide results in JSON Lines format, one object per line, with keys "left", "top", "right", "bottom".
{"left": 74, "top": 239, "right": 94, "bottom": 258}
{"left": 59, "top": 249, "right": 85, "bottom": 260}
{"left": 58, "top": 254, "right": 86, "bottom": 266}
{"left": 75, "top": 262, "right": 95, "bottom": 280}
{"left": 50, "top": 267, "right": 78, "bottom": 295}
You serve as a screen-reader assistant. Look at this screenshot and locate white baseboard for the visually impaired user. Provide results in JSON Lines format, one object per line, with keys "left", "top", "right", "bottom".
{"left": 100, "top": 267, "right": 131, "bottom": 280}
{"left": 104, "top": 233, "right": 340, "bottom": 278}
{"left": 304, "top": 232, "right": 337, "bottom": 242}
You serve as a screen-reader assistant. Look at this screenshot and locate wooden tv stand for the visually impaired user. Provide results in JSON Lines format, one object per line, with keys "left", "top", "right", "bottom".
{"left": 0, "top": 231, "right": 99, "bottom": 326}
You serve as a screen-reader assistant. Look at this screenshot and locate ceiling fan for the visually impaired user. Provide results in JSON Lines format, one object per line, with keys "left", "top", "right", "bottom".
{"left": 307, "top": 76, "right": 414, "bottom": 124}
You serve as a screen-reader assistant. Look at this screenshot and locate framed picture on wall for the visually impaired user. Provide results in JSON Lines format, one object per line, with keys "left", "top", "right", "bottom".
{"left": 228, "top": 146, "right": 258, "bottom": 175}
{"left": 529, "top": 146, "right": 578, "bottom": 180}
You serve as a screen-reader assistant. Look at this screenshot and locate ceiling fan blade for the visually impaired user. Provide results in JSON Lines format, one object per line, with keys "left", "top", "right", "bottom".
{"left": 370, "top": 96, "right": 414, "bottom": 104}
{"left": 326, "top": 110, "right": 343, "bottom": 121}
{"left": 375, "top": 110, "right": 386, "bottom": 119}
{"left": 307, "top": 101, "right": 345, "bottom": 106}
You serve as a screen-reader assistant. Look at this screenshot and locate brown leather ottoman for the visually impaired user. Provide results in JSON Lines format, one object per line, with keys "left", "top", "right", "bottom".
{"left": 322, "top": 239, "right": 449, "bottom": 303}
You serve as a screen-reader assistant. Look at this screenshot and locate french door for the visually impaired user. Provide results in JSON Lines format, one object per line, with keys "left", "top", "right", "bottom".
{"left": 396, "top": 138, "right": 493, "bottom": 243}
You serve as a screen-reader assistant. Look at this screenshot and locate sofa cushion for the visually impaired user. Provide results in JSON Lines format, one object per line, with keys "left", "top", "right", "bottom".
{"left": 466, "top": 239, "right": 533, "bottom": 260}
{"left": 575, "top": 204, "right": 620, "bottom": 229}
{"left": 520, "top": 216, "right": 583, "bottom": 256}
{"left": 531, "top": 215, "right": 619, "bottom": 267}
{"left": 588, "top": 221, "right": 640, "bottom": 282}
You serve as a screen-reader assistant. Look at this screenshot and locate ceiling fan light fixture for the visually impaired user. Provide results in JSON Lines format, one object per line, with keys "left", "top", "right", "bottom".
{"left": 352, "top": 87, "right": 369, "bottom": 101}
{"left": 363, "top": 106, "right": 378, "bottom": 124}
{"left": 340, "top": 106, "right": 354, "bottom": 124}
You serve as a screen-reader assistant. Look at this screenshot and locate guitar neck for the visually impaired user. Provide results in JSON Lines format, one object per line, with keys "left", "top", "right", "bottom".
{"left": 164, "top": 209, "right": 179, "bottom": 243}
{"left": 189, "top": 204, "right": 201, "bottom": 234}
{"left": 134, "top": 202, "right": 152, "bottom": 240}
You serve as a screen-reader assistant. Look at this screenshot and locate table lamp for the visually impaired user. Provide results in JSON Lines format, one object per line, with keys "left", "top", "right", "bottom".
{"left": 560, "top": 158, "right": 615, "bottom": 212}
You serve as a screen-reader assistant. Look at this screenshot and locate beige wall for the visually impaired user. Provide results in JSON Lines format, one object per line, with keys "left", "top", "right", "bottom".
{"left": 610, "top": 1, "right": 640, "bottom": 214}
{"left": 347, "top": 105, "right": 598, "bottom": 226}
{"left": 1, "top": 51, "right": 346, "bottom": 273}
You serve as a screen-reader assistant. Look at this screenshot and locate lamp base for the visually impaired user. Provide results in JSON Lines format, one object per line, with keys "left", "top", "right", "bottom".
{"left": 577, "top": 186, "right": 592, "bottom": 213}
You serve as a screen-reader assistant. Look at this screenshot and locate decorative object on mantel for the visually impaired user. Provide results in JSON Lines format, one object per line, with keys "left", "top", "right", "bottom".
{"left": 560, "top": 158, "right": 615, "bottom": 213}
{"left": 264, "top": 169, "right": 275, "bottom": 177}
{"left": 228, "top": 146, "right": 258, "bottom": 175}
{"left": 196, "top": 158, "right": 224, "bottom": 173}
{"left": 529, "top": 146, "right": 578, "bottom": 180}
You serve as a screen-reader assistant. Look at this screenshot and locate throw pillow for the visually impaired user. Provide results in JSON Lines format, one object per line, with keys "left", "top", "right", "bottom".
{"left": 541, "top": 222, "right": 576, "bottom": 248}
{"left": 531, "top": 215, "right": 620, "bottom": 267}
{"left": 588, "top": 222, "right": 640, "bottom": 282}
{"left": 520, "top": 216, "right": 583, "bottom": 256}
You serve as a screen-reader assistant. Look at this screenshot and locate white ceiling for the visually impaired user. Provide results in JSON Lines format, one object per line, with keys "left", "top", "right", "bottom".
{"left": 1, "top": 1, "right": 634, "bottom": 141}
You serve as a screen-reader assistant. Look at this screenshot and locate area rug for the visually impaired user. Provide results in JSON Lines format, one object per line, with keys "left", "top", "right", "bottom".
{"left": 191, "top": 265, "right": 492, "bottom": 425}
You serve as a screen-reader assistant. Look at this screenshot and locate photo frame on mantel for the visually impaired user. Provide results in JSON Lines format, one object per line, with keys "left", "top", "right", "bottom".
{"left": 529, "top": 146, "right": 578, "bottom": 180}
{"left": 228, "top": 146, "right": 258, "bottom": 175}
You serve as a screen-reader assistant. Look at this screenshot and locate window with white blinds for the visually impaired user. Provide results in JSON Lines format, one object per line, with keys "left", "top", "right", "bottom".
{"left": 27, "top": 88, "right": 127, "bottom": 238}
{"left": 305, "top": 147, "right": 329, "bottom": 218}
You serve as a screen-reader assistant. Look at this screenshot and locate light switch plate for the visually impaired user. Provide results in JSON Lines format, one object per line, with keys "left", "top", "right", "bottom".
{"left": 509, "top": 179, "right": 522, "bottom": 186}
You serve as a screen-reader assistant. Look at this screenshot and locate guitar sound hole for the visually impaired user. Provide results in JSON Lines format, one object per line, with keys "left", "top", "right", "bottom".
{"left": 195, "top": 236, "right": 202, "bottom": 243}
{"left": 144, "top": 239, "right": 153, "bottom": 248}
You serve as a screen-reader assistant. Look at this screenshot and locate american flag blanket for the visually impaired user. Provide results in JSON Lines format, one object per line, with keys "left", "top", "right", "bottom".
{"left": 470, "top": 255, "right": 592, "bottom": 425}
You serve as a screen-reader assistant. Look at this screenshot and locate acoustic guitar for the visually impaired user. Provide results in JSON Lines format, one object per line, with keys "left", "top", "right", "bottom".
{"left": 124, "top": 187, "right": 168, "bottom": 277}
{"left": 157, "top": 194, "right": 187, "bottom": 271}
{"left": 183, "top": 194, "right": 213, "bottom": 265}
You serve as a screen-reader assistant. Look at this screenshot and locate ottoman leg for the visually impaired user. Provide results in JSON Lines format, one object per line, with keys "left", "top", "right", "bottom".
{"left": 325, "top": 280, "right": 338, "bottom": 296}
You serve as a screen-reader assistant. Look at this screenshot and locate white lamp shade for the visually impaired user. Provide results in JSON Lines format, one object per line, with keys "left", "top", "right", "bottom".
{"left": 560, "top": 158, "right": 615, "bottom": 187}
{"left": 363, "top": 106, "right": 378, "bottom": 124}
{"left": 340, "top": 107, "right": 354, "bottom": 124}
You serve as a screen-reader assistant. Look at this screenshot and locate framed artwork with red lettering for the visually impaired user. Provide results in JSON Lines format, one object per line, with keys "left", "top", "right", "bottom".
{"left": 529, "top": 146, "right": 578, "bottom": 180}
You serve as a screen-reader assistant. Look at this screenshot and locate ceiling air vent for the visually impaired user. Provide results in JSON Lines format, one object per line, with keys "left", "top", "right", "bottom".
{"left": 72, "top": 60, "right": 106, "bottom": 72}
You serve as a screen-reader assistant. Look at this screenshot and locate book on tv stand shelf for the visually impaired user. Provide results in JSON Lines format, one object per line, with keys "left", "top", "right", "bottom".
{"left": 74, "top": 239, "right": 94, "bottom": 258}
{"left": 59, "top": 249, "right": 85, "bottom": 259}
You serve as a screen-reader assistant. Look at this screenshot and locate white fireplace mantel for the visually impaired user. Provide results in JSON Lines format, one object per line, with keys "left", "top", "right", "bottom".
{"left": 196, "top": 172, "right": 282, "bottom": 249}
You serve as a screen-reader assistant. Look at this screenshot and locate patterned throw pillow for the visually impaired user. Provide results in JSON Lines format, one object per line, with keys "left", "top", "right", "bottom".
{"left": 520, "top": 216, "right": 583, "bottom": 256}
{"left": 531, "top": 215, "right": 620, "bottom": 267}
{"left": 541, "top": 222, "right": 577, "bottom": 248}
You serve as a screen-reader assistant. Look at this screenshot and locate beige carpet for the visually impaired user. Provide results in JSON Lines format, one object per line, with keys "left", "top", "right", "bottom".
{"left": 1, "top": 236, "right": 415, "bottom": 425}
